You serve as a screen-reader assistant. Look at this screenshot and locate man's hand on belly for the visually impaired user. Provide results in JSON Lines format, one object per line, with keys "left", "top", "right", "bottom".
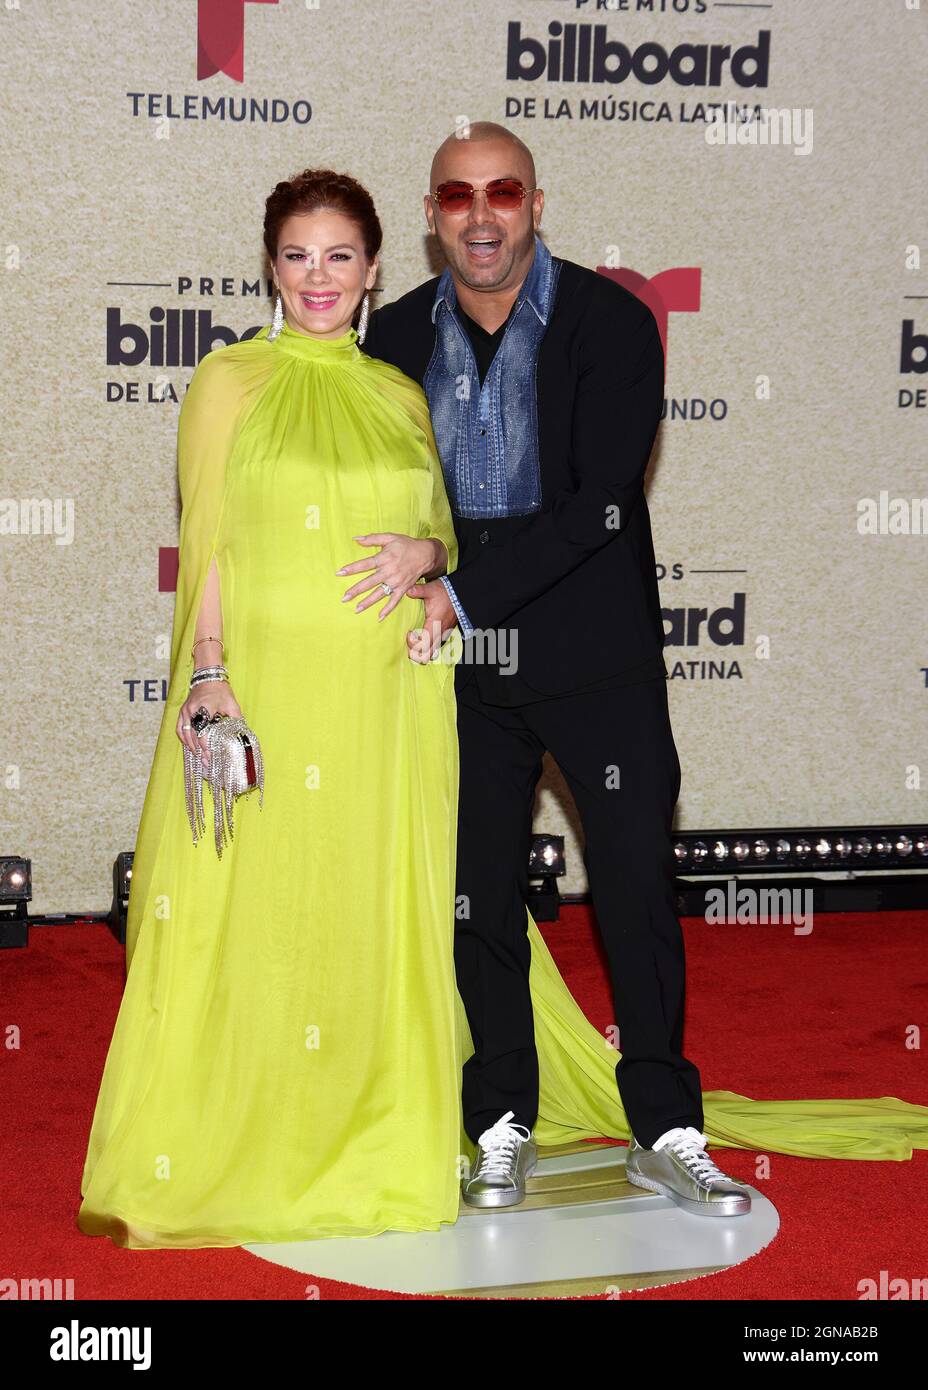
{"left": 406, "top": 580, "right": 457, "bottom": 663}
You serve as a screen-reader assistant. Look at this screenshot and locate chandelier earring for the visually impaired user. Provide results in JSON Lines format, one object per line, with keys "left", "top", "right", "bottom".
{"left": 356, "top": 291, "right": 370, "bottom": 345}
{"left": 268, "top": 287, "right": 284, "bottom": 341}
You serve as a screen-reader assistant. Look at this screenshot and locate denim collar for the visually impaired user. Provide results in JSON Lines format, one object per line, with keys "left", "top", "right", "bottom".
{"left": 430, "top": 233, "right": 558, "bottom": 330}
{"left": 423, "top": 235, "right": 561, "bottom": 519}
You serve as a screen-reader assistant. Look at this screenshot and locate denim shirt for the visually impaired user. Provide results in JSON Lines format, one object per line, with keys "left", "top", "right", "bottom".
{"left": 426, "top": 234, "right": 562, "bottom": 636}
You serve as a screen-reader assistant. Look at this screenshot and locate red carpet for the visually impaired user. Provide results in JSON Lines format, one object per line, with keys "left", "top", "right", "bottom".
{"left": 1, "top": 905, "right": 925, "bottom": 1299}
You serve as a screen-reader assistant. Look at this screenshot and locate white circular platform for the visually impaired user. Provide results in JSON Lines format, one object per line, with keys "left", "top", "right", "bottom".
{"left": 244, "top": 1141, "right": 779, "bottom": 1298}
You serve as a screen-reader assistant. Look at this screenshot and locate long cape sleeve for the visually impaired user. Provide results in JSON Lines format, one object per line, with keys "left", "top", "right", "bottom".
{"left": 169, "top": 345, "right": 272, "bottom": 702}
{"left": 125, "top": 343, "right": 273, "bottom": 967}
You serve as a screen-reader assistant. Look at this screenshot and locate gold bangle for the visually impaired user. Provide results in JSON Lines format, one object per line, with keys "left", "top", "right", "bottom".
{"left": 192, "top": 635, "right": 224, "bottom": 658}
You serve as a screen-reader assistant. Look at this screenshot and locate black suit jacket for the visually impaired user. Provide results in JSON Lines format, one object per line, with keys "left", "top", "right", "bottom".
{"left": 362, "top": 253, "right": 668, "bottom": 700}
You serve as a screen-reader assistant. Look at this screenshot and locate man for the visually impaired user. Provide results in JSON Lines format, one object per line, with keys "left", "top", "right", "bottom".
{"left": 362, "top": 122, "right": 751, "bottom": 1218}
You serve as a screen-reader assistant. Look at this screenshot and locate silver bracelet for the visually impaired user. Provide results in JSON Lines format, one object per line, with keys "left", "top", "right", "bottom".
{"left": 190, "top": 667, "right": 229, "bottom": 687}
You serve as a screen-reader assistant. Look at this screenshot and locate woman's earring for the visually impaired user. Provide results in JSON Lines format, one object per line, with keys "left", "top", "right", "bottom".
{"left": 356, "top": 290, "right": 370, "bottom": 345}
{"left": 268, "top": 290, "right": 284, "bottom": 341}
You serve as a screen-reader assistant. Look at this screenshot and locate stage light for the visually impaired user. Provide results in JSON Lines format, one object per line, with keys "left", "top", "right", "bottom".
{"left": 0, "top": 856, "right": 31, "bottom": 949}
{"left": 109, "top": 851, "right": 134, "bottom": 944}
{"left": 528, "top": 834, "right": 565, "bottom": 922}
{"left": 529, "top": 835, "right": 565, "bottom": 875}
{"left": 0, "top": 857, "right": 30, "bottom": 905}
{"left": 673, "top": 825, "right": 928, "bottom": 874}
{"left": 669, "top": 825, "right": 928, "bottom": 913}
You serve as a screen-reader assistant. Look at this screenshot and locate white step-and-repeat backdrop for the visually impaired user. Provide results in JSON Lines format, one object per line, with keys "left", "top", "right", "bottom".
{"left": 2, "top": 0, "right": 925, "bottom": 910}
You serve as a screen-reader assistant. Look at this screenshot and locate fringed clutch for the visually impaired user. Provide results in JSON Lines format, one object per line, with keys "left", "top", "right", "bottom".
{"left": 183, "top": 713, "right": 265, "bottom": 858}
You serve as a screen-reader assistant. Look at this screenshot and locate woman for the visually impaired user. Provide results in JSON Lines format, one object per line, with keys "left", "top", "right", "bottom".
{"left": 79, "top": 169, "right": 465, "bottom": 1246}
{"left": 79, "top": 168, "right": 928, "bottom": 1250}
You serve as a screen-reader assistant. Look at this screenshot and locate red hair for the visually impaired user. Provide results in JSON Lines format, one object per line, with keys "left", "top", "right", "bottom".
{"left": 263, "top": 167, "right": 383, "bottom": 265}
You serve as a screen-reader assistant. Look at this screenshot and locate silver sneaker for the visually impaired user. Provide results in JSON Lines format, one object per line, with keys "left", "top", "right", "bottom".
{"left": 461, "top": 1110, "right": 537, "bottom": 1208}
{"left": 625, "top": 1125, "right": 752, "bottom": 1217}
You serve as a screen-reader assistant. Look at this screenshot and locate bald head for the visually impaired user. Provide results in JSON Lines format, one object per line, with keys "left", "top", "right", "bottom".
{"left": 424, "top": 121, "right": 543, "bottom": 310}
{"left": 430, "top": 121, "right": 536, "bottom": 191}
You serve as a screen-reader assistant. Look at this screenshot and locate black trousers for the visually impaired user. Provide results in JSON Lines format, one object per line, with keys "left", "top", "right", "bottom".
{"left": 453, "top": 665, "right": 704, "bottom": 1148}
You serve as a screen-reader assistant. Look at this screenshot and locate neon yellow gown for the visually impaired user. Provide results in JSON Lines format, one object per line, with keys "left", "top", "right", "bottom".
{"left": 77, "top": 321, "right": 928, "bottom": 1250}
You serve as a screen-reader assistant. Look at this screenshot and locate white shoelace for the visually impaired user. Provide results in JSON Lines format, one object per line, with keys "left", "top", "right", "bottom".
{"left": 653, "top": 1126, "right": 730, "bottom": 1184}
{"left": 474, "top": 1109, "right": 532, "bottom": 1178}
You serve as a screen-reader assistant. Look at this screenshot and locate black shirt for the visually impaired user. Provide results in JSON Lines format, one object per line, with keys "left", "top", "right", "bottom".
{"left": 454, "top": 301, "right": 512, "bottom": 386}
{"left": 445, "top": 302, "right": 666, "bottom": 704}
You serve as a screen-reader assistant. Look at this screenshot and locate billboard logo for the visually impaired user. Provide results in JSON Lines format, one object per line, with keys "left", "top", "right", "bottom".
{"left": 507, "top": 24, "right": 770, "bottom": 89}
{"left": 900, "top": 320, "right": 927, "bottom": 374}
{"left": 663, "top": 594, "right": 745, "bottom": 647}
{"left": 106, "top": 307, "right": 262, "bottom": 368}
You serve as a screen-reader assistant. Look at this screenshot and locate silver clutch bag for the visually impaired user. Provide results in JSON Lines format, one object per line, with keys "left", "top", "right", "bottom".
{"left": 183, "top": 712, "right": 265, "bottom": 858}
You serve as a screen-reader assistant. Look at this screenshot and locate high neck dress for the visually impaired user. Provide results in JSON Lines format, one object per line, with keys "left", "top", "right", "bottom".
{"left": 78, "top": 321, "right": 467, "bottom": 1246}
{"left": 77, "top": 320, "right": 928, "bottom": 1250}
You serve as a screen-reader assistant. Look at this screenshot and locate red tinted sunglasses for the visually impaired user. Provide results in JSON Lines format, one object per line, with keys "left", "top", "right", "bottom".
{"left": 430, "top": 179, "right": 536, "bottom": 214}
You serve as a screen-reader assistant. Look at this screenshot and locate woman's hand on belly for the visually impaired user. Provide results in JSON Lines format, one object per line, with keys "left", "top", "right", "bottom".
{"left": 335, "top": 533, "right": 446, "bottom": 621}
